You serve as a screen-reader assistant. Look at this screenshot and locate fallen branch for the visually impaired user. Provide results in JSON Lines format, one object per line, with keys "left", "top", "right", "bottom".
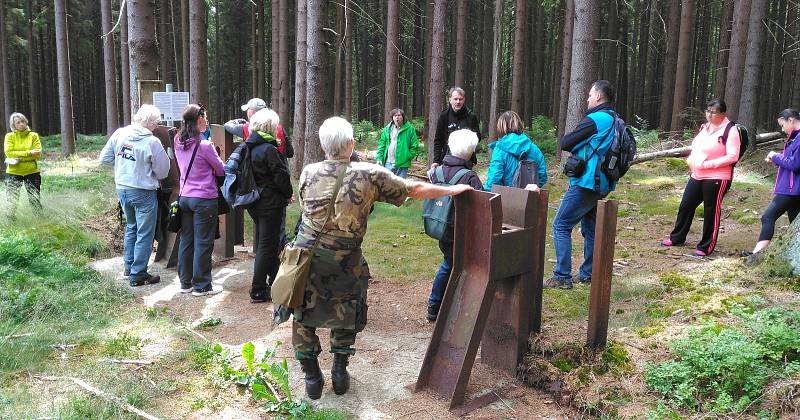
{"left": 179, "top": 325, "right": 209, "bottom": 342}
{"left": 37, "top": 376, "right": 161, "bottom": 420}
{"left": 2, "top": 333, "right": 33, "bottom": 340}
{"left": 99, "top": 358, "right": 154, "bottom": 365}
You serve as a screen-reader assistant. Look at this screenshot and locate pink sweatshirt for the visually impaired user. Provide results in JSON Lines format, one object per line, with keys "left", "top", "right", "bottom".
{"left": 686, "top": 118, "right": 740, "bottom": 181}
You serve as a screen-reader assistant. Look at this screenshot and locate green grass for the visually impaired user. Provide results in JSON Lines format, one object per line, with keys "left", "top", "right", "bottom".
{"left": 40, "top": 133, "right": 108, "bottom": 155}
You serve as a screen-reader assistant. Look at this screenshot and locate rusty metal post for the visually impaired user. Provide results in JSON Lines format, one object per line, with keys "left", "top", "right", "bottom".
{"left": 210, "top": 125, "right": 238, "bottom": 258}
{"left": 586, "top": 199, "right": 618, "bottom": 349}
{"left": 414, "top": 190, "right": 502, "bottom": 409}
{"left": 152, "top": 125, "right": 180, "bottom": 268}
{"left": 529, "top": 189, "right": 548, "bottom": 334}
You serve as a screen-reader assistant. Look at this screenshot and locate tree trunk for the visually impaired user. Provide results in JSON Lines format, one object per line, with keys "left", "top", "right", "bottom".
{"left": 304, "top": 0, "right": 330, "bottom": 165}
{"left": 120, "top": 4, "right": 131, "bottom": 122}
{"left": 278, "top": 0, "right": 289, "bottom": 124}
{"left": 634, "top": 0, "right": 650, "bottom": 117}
{"left": 0, "top": 0, "right": 6, "bottom": 172}
{"left": 724, "top": 0, "right": 752, "bottom": 120}
{"left": 26, "top": 0, "right": 37, "bottom": 128}
{"left": 426, "top": 0, "right": 446, "bottom": 165}
{"left": 668, "top": 0, "right": 694, "bottom": 139}
{"left": 713, "top": 0, "right": 734, "bottom": 99}
{"left": 271, "top": 0, "right": 279, "bottom": 105}
{"left": 251, "top": 2, "right": 258, "bottom": 95}
{"left": 384, "top": 0, "right": 399, "bottom": 118}
{"left": 422, "top": 0, "right": 434, "bottom": 138}
{"left": 292, "top": 0, "right": 307, "bottom": 176}
{"left": 510, "top": 0, "right": 526, "bottom": 116}
{"left": 181, "top": 0, "right": 190, "bottom": 93}
{"left": 604, "top": 0, "right": 619, "bottom": 83}
{"left": 556, "top": 0, "right": 575, "bottom": 141}
{"left": 454, "top": 0, "right": 466, "bottom": 88}
{"left": 128, "top": 0, "right": 159, "bottom": 112}
{"left": 54, "top": 0, "right": 75, "bottom": 155}
{"left": 333, "top": 4, "right": 344, "bottom": 115}
{"left": 412, "top": 0, "right": 424, "bottom": 117}
{"left": 343, "top": 0, "right": 353, "bottom": 120}
{"left": 564, "top": 0, "right": 599, "bottom": 134}
{"left": 738, "top": 0, "right": 768, "bottom": 130}
{"left": 189, "top": 0, "right": 208, "bottom": 106}
{"left": 487, "top": 0, "right": 503, "bottom": 142}
{"left": 101, "top": 0, "right": 119, "bottom": 134}
{"left": 657, "top": 0, "right": 680, "bottom": 131}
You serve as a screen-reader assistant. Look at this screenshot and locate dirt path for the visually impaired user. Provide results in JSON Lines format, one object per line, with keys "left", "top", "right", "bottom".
{"left": 91, "top": 250, "right": 572, "bottom": 419}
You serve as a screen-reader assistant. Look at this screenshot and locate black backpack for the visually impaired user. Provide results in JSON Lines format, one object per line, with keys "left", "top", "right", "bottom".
{"left": 600, "top": 111, "right": 637, "bottom": 181}
{"left": 422, "top": 167, "right": 471, "bottom": 240}
{"left": 512, "top": 151, "right": 539, "bottom": 188}
{"left": 720, "top": 121, "right": 749, "bottom": 162}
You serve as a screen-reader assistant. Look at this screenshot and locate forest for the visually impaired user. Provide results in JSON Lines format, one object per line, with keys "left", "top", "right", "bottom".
{"left": 0, "top": 0, "right": 796, "bottom": 169}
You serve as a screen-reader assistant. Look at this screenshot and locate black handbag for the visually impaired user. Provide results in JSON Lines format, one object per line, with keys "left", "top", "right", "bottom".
{"left": 167, "top": 141, "right": 200, "bottom": 233}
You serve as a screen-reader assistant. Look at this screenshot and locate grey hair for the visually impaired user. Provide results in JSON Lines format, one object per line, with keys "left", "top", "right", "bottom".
{"left": 249, "top": 108, "right": 280, "bottom": 135}
{"left": 133, "top": 104, "right": 162, "bottom": 126}
{"left": 448, "top": 86, "right": 465, "bottom": 98}
{"left": 9, "top": 112, "right": 28, "bottom": 130}
{"left": 448, "top": 129, "right": 478, "bottom": 160}
{"left": 319, "top": 117, "right": 354, "bottom": 159}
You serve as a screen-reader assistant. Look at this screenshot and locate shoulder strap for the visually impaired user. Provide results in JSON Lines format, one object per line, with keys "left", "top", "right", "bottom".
{"left": 448, "top": 168, "right": 471, "bottom": 185}
{"left": 721, "top": 121, "right": 736, "bottom": 145}
{"left": 179, "top": 140, "right": 201, "bottom": 199}
{"left": 310, "top": 163, "right": 349, "bottom": 251}
{"left": 434, "top": 166, "right": 445, "bottom": 184}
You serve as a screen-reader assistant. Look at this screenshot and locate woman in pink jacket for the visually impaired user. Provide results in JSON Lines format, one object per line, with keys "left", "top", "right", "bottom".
{"left": 661, "top": 99, "right": 740, "bottom": 256}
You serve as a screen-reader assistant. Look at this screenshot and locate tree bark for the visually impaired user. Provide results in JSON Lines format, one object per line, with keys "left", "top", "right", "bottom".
{"left": 426, "top": 0, "right": 446, "bottom": 165}
{"left": 384, "top": 0, "right": 399, "bottom": 118}
{"left": 120, "top": 4, "right": 131, "bottom": 122}
{"left": 510, "top": 0, "right": 526, "bottom": 116}
{"left": 189, "top": 0, "right": 208, "bottom": 106}
{"left": 333, "top": 4, "right": 344, "bottom": 115}
{"left": 565, "top": 0, "right": 599, "bottom": 134}
{"left": 738, "top": 0, "right": 768, "bottom": 131}
{"left": 713, "top": 0, "right": 734, "bottom": 99}
{"left": 181, "top": 0, "right": 190, "bottom": 93}
{"left": 343, "top": 0, "right": 353, "bottom": 120}
{"left": 292, "top": 0, "right": 307, "bottom": 177}
{"left": 668, "top": 0, "right": 694, "bottom": 139}
{"left": 278, "top": 0, "right": 289, "bottom": 123}
{"left": 26, "top": 0, "right": 37, "bottom": 128}
{"left": 454, "top": 0, "right": 466, "bottom": 89}
{"left": 657, "top": 0, "right": 680, "bottom": 131}
{"left": 251, "top": 2, "right": 258, "bottom": 95}
{"left": 128, "top": 0, "right": 159, "bottom": 112}
{"left": 271, "top": 0, "right": 279, "bottom": 105}
{"left": 101, "top": 0, "right": 119, "bottom": 134}
{"left": 54, "top": 0, "right": 75, "bottom": 155}
{"left": 724, "top": 0, "right": 752, "bottom": 120}
{"left": 556, "top": 0, "right": 574, "bottom": 141}
{"left": 0, "top": 0, "right": 6, "bottom": 172}
{"left": 304, "top": 0, "right": 330, "bottom": 165}
{"left": 487, "top": 0, "right": 503, "bottom": 142}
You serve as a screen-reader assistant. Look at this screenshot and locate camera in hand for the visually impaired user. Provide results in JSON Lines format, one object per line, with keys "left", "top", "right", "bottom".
{"left": 563, "top": 155, "right": 586, "bottom": 178}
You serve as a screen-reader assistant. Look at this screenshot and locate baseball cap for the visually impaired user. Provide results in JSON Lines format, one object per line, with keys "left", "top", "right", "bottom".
{"left": 241, "top": 98, "right": 267, "bottom": 112}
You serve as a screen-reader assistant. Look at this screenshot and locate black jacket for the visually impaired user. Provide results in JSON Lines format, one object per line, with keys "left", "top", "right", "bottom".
{"left": 433, "top": 105, "right": 481, "bottom": 164}
{"left": 439, "top": 154, "right": 484, "bottom": 190}
{"left": 244, "top": 131, "right": 293, "bottom": 214}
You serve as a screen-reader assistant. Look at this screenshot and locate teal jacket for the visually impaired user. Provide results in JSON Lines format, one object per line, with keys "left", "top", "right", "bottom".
{"left": 485, "top": 131, "right": 548, "bottom": 192}
{"left": 376, "top": 121, "right": 418, "bottom": 168}
{"left": 561, "top": 103, "right": 616, "bottom": 195}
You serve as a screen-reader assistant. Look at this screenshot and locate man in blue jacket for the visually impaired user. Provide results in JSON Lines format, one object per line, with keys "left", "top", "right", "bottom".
{"left": 547, "top": 80, "right": 617, "bottom": 289}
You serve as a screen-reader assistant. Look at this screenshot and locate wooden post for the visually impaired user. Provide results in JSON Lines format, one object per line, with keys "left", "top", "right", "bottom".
{"left": 210, "top": 125, "right": 237, "bottom": 258}
{"left": 586, "top": 200, "right": 618, "bottom": 349}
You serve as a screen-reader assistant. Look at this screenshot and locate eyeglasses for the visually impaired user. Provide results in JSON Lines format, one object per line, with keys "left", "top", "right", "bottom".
{"left": 705, "top": 110, "right": 722, "bottom": 116}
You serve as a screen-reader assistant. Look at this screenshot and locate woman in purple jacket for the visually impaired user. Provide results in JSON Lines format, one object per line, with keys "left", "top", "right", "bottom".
{"left": 174, "top": 104, "right": 226, "bottom": 296}
{"left": 743, "top": 108, "right": 800, "bottom": 257}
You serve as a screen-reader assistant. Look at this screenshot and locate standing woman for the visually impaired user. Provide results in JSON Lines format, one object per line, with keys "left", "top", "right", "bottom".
{"left": 4, "top": 113, "right": 42, "bottom": 218}
{"left": 174, "top": 104, "right": 225, "bottom": 296}
{"left": 661, "top": 99, "right": 740, "bottom": 257}
{"left": 245, "top": 108, "right": 293, "bottom": 303}
{"left": 376, "top": 108, "right": 418, "bottom": 178}
{"left": 484, "top": 110, "right": 548, "bottom": 192}
{"left": 743, "top": 108, "right": 800, "bottom": 256}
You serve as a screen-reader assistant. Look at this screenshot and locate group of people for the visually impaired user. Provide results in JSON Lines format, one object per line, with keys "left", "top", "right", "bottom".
{"left": 5, "top": 77, "right": 798, "bottom": 401}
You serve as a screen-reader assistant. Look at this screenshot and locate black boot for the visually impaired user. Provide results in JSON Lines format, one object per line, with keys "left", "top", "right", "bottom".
{"left": 331, "top": 354, "right": 350, "bottom": 395}
{"left": 299, "top": 358, "right": 324, "bottom": 400}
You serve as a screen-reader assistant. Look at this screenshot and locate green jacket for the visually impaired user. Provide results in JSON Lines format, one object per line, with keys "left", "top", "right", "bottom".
{"left": 4, "top": 129, "right": 41, "bottom": 176}
{"left": 376, "top": 121, "right": 418, "bottom": 169}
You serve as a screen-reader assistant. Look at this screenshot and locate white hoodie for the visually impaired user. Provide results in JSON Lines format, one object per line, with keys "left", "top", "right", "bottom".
{"left": 100, "top": 124, "right": 171, "bottom": 190}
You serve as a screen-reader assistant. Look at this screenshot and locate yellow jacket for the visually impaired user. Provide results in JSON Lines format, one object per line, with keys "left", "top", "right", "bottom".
{"left": 4, "top": 129, "right": 41, "bottom": 176}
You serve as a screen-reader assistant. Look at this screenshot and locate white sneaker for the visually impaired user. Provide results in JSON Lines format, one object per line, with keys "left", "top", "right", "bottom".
{"left": 192, "top": 289, "right": 222, "bottom": 297}
{"left": 179, "top": 287, "right": 193, "bottom": 294}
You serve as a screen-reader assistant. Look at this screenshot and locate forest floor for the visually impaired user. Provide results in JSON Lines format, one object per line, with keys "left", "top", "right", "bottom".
{"left": 2, "top": 134, "right": 799, "bottom": 419}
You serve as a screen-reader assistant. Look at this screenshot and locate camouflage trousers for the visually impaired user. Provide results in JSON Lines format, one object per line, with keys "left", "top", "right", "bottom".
{"left": 292, "top": 320, "right": 358, "bottom": 360}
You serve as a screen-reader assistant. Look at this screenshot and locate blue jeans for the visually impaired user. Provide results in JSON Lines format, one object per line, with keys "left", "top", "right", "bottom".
{"left": 178, "top": 197, "right": 218, "bottom": 292}
{"left": 383, "top": 162, "right": 409, "bottom": 179}
{"left": 117, "top": 188, "right": 157, "bottom": 280}
{"left": 428, "top": 240, "right": 453, "bottom": 307}
{"left": 552, "top": 185, "right": 603, "bottom": 281}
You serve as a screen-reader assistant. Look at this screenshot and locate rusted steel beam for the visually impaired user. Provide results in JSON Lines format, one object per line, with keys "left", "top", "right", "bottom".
{"left": 152, "top": 125, "right": 179, "bottom": 267}
{"left": 415, "top": 190, "right": 502, "bottom": 409}
{"left": 586, "top": 200, "right": 618, "bottom": 349}
{"left": 210, "top": 125, "right": 237, "bottom": 258}
{"left": 530, "top": 189, "right": 548, "bottom": 334}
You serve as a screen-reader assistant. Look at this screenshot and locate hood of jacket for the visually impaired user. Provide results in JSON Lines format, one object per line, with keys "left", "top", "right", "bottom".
{"left": 176, "top": 133, "right": 203, "bottom": 151}
{"left": 442, "top": 153, "right": 474, "bottom": 169}
{"left": 490, "top": 131, "right": 533, "bottom": 157}
{"left": 245, "top": 130, "right": 278, "bottom": 147}
{"left": 125, "top": 124, "right": 155, "bottom": 142}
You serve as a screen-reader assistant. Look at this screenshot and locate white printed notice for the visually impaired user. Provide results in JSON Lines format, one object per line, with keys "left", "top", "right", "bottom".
{"left": 153, "top": 92, "right": 190, "bottom": 122}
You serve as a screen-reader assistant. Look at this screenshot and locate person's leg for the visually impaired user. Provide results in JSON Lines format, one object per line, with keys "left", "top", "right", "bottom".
{"left": 668, "top": 177, "right": 704, "bottom": 245}
{"left": 394, "top": 167, "right": 409, "bottom": 178}
{"left": 117, "top": 189, "right": 136, "bottom": 274}
{"left": 23, "top": 173, "right": 42, "bottom": 211}
{"left": 696, "top": 179, "right": 730, "bottom": 255}
{"left": 251, "top": 209, "right": 282, "bottom": 300}
{"left": 330, "top": 328, "right": 358, "bottom": 395}
{"left": 787, "top": 196, "right": 800, "bottom": 222}
{"left": 578, "top": 194, "right": 602, "bottom": 280}
{"left": 292, "top": 321, "right": 324, "bottom": 399}
{"left": 130, "top": 189, "right": 158, "bottom": 280}
{"left": 427, "top": 240, "right": 453, "bottom": 319}
{"left": 551, "top": 186, "right": 598, "bottom": 285}
{"left": 754, "top": 195, "right": 796, "bottom": 253}
{"left": 6, "top": 174, "right": 22, "bottom": 219}
{"left": 177, "top": 198, "right": 195, "bottom": 290}
{"left": 191, "top": 198, "right": 217, "bottom": 292}
{"left": 383, "top": 162, "right": 395, "bottom": 173}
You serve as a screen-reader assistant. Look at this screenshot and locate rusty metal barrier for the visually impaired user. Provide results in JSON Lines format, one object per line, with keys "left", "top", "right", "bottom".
{"left": 210, "top": 124, "right": 243, "bottom": 259}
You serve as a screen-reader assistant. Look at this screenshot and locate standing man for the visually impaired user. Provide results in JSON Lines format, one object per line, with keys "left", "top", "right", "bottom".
{"left": 224, "top": 98, "right": 293, "bottom": 158}
{"left": 432, "top": 87, "right": 481, "bottom": 167}
{"left": 548, "top": 80, "right": 617, "bottom": 289}
{"left": 100, "top": 104, "right": 171, "bottom": 287}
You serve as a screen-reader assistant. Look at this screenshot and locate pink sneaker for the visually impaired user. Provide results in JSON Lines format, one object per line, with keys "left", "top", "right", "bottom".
{"left": 693, "top": 249, "right": 707, "bottom": 257}
{"left": 661, "top": 239, "right": 673, "bottom": 247}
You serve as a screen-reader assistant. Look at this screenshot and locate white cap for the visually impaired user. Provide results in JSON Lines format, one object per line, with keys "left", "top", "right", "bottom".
{"left": 241, "top": 98, "right": 267, "bottom": 112}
